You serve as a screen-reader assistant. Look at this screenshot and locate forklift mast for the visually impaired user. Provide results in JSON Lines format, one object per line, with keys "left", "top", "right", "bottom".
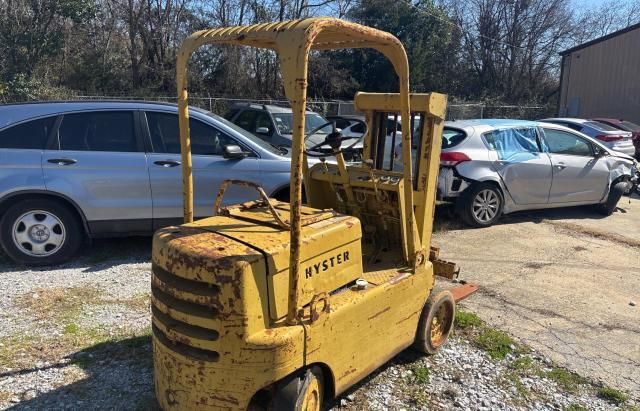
{"left": 175, "top": 18, "right": 419, "bottom": 324}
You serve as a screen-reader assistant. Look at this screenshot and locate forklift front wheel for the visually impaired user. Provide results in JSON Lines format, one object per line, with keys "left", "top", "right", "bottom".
{"left": 273, "top": 366, "right": 324, "bottom": 411}
{"left": 413, "top": 290, "right": 456, "bottom": 355}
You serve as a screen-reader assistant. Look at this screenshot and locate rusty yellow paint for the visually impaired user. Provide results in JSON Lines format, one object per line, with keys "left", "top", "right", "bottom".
{"left": 155, "top": 16, "right": 451, "bottom": 410}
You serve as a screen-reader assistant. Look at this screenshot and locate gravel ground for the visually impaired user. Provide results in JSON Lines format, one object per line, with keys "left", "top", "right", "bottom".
{"left": 0, "top": 231, "right": 638, "bottom": 410}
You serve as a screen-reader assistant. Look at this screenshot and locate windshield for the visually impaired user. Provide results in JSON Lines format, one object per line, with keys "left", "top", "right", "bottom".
{"left": 273, "top": 112, "right": 333, "bottom": 148}
{"left": 621, "top": 120, "right": 640, "bottom": 131}
{"left": 585, "top": 121, "right": 619, "bottom": 132}
{"left": 212, "top": 113, "right": 285, "bottom": 155}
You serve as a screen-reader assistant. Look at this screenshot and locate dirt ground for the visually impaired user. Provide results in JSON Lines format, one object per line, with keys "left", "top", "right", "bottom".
{"left": 1, "top": 195, "right": 638, "bottom": 408}
{"left": 434, "top": 195, "right": 640, "bottom": 399}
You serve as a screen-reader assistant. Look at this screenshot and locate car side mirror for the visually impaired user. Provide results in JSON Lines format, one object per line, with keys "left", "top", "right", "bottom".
{"left": 255, "top": 126, "right": 270, "bottom": 135}
{"left": 594, "top": 146, "right": 608, "bottom": 158}
{"left": 223, "top": 145, "right": 249, "bottom": 160}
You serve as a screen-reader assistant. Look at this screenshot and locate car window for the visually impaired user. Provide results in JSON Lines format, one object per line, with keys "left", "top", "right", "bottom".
{"left": 564, "top": 123, "right": 583, "bottom": 132}
{"left": 0, "top": 116, "right": 56, "bottom": 149}
{"left": 224, "top": 108, "right": 240, "bottom": 121}
{"left": 584, "top": 121, "right": 618, "bottom": 132}
{"left": 235, "top": 110, "right": 258, "bottom": 132}
{"left": 58, "top": 111, "right": 137, "bottom": 152}
{"left": 146, "top": 112, "right": 238, "bottom": 156}
{"left": 620, "top": 120, "right": 640, "bottom": 131}
{"left": 254, "top": 112, "right": 274, "bottom": 134}
{"left": 272, "top": 113, "right": 330, "bottom": 135}
{"left": 483, "top": 127, "right": 540, "bottom": 160}
{"left": 543, "top": 128, "right": 593, "bottom": 156}
{"left": 442, "top": 127, "right": 467, "bottom": 149}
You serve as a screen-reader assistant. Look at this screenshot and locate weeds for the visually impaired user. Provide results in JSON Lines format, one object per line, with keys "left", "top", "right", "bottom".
{"left": 565, "top": 404, "right": 588, "bottom": 411}
{"left": 14, "top": 286, "right": 103, "bottom": 322}
{"left": 411, "top": 363, "right": 430, "bottom": 384}
{"left": 474, "top": 329, "right": 516, "bottom": 360}
{"left": 454, "top": 310, "right": 482, "bottom": 329}
{"left": 510, "top": 356, "right": 534, "bottom": 372}
{"left": 64, "top": 323, "right": 80, "bottom": 334}
{"left": 597, "top": 386, "right": 629, "bottom": 405}
{"left": 538, "top": 367, "right": 586, "bottom": 392}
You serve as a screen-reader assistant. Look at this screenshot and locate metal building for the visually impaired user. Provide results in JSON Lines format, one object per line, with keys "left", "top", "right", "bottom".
{"left": 558, "top": 23, "right": 640, "bottom": 123}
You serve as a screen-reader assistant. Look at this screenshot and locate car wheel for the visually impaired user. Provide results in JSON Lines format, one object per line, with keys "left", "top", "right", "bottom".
{"left": 0, "top": 199, "right": 83, "bottom": 265}
{"left": 460, "top": 183, "right": 503, "bottom": 227}
{"left": 413, "top": 290, "right": 455, "bottom": 355}
{"left": 597, "top": 181, "right": 627, "bottom": 216}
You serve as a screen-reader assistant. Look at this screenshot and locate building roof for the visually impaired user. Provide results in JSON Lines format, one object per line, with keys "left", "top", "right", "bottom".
{"left": 560, "top": 22, "right": 640, "bottom": 56}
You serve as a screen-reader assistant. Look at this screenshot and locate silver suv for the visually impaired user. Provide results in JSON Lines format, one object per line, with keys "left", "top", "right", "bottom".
{"left": 0, "top": 101, "right": 293, "bottom": 265}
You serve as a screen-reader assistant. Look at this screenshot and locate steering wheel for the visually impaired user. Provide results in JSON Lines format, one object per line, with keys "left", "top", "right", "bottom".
{"left": 303, "top": 119, "right": 368, "bottom": 157}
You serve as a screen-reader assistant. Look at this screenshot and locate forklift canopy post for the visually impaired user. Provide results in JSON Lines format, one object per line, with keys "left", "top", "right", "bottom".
{"left": 176, "top": 17, "right": 414, "bottom": 325}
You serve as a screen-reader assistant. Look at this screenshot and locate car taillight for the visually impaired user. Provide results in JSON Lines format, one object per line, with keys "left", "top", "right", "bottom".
{"left": 595, "top": 134, "right": 625, "bottom": 142}
{"left": 440, "top": 152, "right": 471, "bottom": 166}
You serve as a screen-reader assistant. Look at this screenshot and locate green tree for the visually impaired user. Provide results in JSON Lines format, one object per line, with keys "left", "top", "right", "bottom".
{"left": 346, "top": 0, "right": 455, "bottom": 94}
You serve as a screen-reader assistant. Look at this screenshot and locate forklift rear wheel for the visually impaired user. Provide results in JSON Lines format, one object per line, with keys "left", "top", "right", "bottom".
{"left": 273, "top": 366, "right": 324, "bottom": 411}
{"left": 413, "top": 290, "right": 455, "bottom": 355}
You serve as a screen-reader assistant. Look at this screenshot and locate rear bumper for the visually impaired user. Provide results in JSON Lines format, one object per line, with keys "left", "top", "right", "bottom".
{"left": 437, "top": 167, "right": 470, "bottom": 200}
{"left": 154, "top": 332, "right": 252, "bottom": 411}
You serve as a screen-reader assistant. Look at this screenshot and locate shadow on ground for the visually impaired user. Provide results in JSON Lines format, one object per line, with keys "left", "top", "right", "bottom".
{"left": 434, "top": 199, "right": 634, "bottom": 231}
{"left": 3, "top": 336, "right": 158, "bottom": 410}
{"left": 0, "top": 236, "right": 153, "bottom": 273}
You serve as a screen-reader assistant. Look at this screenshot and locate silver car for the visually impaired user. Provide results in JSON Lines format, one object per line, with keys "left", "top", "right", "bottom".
{"left": 437, "top": 119, "right": 635, "bottom": 226}
{"left": 540, "top": 118, "right": 635, "bottom": 156}
{"left": 0, "top": 101, "right": 293, "bottom": 265}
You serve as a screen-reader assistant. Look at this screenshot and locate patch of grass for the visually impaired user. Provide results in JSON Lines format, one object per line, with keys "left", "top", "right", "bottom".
{"left": 64, "top": 323, "right": 80, "bottom": 335}
{"left": 116, "top": 293, "right": 150, "bottom": 311}
{"left": 565, "top": 404, "right": 588, "bottom": 411}
{"left": 538, "top": 367, "right": 587, "bottom": 392}
{"left": 15, "top": 286, "right": 103, "bottom": 322}
{"left": 0, "top": 334, "right": 38, "bottom": 368}
{"left": 411, "top": 363, "right": 430, "bottom": 384}
{"left": 510, "top": 356, "right": 534, "bottom": 372}
{"left": 409, "top": 389, "right": 430, "bottom": 407}
{"left": 454, "top": 310, "right": 482, "bottom": 329}
{"left": 597, "top": 386, "right": 629, "bottom": 405}
{"left": 474, "top": 329, "right": 516, "bottom": 360}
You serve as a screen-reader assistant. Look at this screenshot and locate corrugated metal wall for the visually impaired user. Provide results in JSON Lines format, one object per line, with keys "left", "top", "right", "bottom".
{"left": 559, "top": 27, "right": 640, "bottom": 123}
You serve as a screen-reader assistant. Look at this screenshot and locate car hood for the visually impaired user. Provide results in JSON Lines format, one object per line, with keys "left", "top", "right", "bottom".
{"left": 608, "top": 151, "right": 635, "bottom": 163}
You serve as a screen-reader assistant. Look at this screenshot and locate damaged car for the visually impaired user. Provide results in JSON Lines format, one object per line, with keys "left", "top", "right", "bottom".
{"left": 437, "top": 119, "right": 636, "bottom": 227}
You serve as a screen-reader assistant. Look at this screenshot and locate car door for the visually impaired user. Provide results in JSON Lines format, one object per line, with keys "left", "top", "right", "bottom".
{"left": 0, "top": 116, "right": 56, "bottom": 197}
{"left": 484, "top": 127, "right": 552, "bottom": 205}
{"left": 540, "top": 128, "right": 609, "bottom": 203}
{"left": 145, "top": 111, "right": 261, "bottom": 229}
{"left": 42, "top": 110, "right": 153, "bottom": 234}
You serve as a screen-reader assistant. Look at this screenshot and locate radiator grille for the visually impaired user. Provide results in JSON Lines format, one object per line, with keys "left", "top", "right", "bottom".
{"left": 151, "top": 263, "right": 220, "bottom": 361}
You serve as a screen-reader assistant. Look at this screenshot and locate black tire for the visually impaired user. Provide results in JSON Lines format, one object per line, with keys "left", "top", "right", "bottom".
{"left": 459, "top": 182, "right": 503, "bottom": 227}
{"left": 0, "top": 199, "right": 83, "bottom": 265}
{"left": 272, "top": 367, "right": 323, "bottom": 411}
{"left": 413, "top": 290, "right": 456, "bottom": 355}
{"left": 596, "top": 182, "right": 627, "bottom": 216}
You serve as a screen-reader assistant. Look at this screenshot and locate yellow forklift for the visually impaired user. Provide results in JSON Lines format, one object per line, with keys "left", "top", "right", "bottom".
{"left": 151, "top": 17, "right": 472, "bottom": 410}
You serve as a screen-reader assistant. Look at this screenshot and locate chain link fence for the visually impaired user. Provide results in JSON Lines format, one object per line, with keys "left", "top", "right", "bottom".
{"left": 71, "top": 94, "right": 551, "bottom": 120}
